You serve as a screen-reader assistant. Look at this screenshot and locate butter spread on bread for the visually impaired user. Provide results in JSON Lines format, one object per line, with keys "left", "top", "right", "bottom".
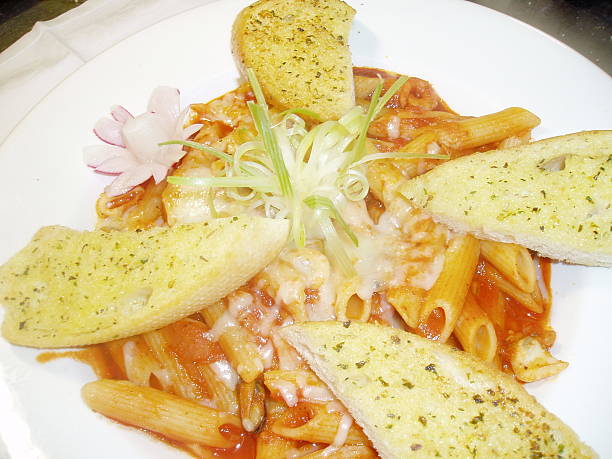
{"left": 281, "top": 321, "right": 596, "bottom": 458}
{"left": 400, "top": 131, "right": 612, "bottom": 267}
{"left": 0, "top": 216, "right": 288, "bottom": 347}
{"left": 232, "top": 0, "right": 356, "bottom": 120}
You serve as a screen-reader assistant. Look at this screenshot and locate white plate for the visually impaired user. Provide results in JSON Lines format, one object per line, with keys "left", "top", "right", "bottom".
{"left": 0, "top": 0, "right": 610, "bottom": 457}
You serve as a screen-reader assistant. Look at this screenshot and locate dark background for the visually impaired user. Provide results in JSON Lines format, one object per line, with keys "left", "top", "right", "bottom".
{"left": 0, "top": 0, "right": 610, "bottom": 74}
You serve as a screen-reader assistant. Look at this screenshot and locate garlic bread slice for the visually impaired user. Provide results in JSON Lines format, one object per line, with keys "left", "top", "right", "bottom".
{"left": 400, "top": 131, "right": 612, "bottom": 267}
{"left": 1, "top": 216, "right": 288, "bottom": 347}
{"left": 232, "top": 0, "right": 356, "bottom": 120}
{"left": 281, "top": 321, "right": 595, "bottom": 459}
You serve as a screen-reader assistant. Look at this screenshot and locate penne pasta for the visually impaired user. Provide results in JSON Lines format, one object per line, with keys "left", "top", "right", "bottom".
{"left": 122, "top": 338, "right": 169, "bottom": 390}
{"left": 198, "top": 362, "right": 239, "bottom": 414}
{"left": 454, "top": 292, "right": 498, "bottom": 362}
{"left": 470, "top": 278, "right": 506, "bottom": 332}
{"left": 239, "top": 379, "right": 266, "bottom": 432}
{"left": 481, "top": 262, "right": 543, "bottom": 313}
{"left": 256, "top": 430, "right": 297, "bottom": 459}
{"left": 391, "top": 131, "right": 439, "bottom": 179}
{"left": 385, "top": 285, "right": 425, "bottom": 328}
{"left": 366, "top": 159, "right": 405, "bottom": 205}
{"left": 143, "top": 329, "right": 203, "bottom": 400}
{"left": 256, "top": 400, "right": 300, "bottom": 459}
{"left": 509, "top": 336, "right": 568, "bottom": 383}
{"left": 200, "top": 301, "right": 265, "bottom": 383}
{"left": 264, "top": 369, "right": 334, "bottom": 406}
{"left": 335, "top": 277, "right": 372, "bottom": 322}
{"left": 418, "top": 234, "right": 480, "bottom": 342}
{"left": 82, "top": 379, "right": 243, "bottom": 448}
{"left": 271, "top": 403, "right": 369, "bottom": 445}
{"left": 302, "top": 445, "right": 379, "bottom": 458}
{"left": 433, "top": 107, "right": 540, "bottom": 150}
{"left": 480, "top": 240, "right": 536, "bottom": 293}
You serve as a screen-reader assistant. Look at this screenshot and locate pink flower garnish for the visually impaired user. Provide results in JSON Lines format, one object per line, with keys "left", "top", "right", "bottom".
{"left": 84, "top": 87, "right": 202, "bottom": 197}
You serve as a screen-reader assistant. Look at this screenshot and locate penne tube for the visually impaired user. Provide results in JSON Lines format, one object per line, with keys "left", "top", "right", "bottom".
{"left": 366, "top": 159, "right": 405, "bottom": 205}
{"left": 201, "top": 301, "right": 265, "bottom": 383}
{"left": 497, "top": 130, "right": 531, "bottom": 149}
{"left": 302, "top": 445, "right": 379, "bottom": 458}
{"left": 198, "top": 363, "right": 239, "bottom": 415}
{"left": 418, "top": 234, "right": 480, "bottom": 342}
{"left": 271, "top": 403, "right": 369, "bottom": 445}
{"left": 480, "top": 240, "right": 536, "bottom": 293}
{"left": 271, "top": 331, "right": 306, "bottom": 371}
{"left": 122, "top": 338, "right": 169, "bottom": 390}
{"left": 335, "top": 277, "right": 372, "bottom": 323}
{"left": 509, "top": 336, "right": 568, "bottom": 383}
{"left": 239, "top": 378, "right": 266, "bottom": 432}
{"left": 82, "top": 379, "right": 243, "bottom": 448}
{"left": 264, "top": 370, "right": 334, "bottom": 406}
{"left": 256, "top": 429, "right": 298, "bottom": 459}
{"left": 101, "top": 340, "right": 128, "bottom": 377}
{"left": 143, "top": 329, "right": 203, "bottom": 400}
{"left": 257, "top": 401, "right": 299, "bottom": 459}
{"left": 434, "top": 107, "right": 540, "bottom": 150}
{"left": 259, "top": 261, "right": 309, "bottom": 322}
{"left": 470, "top": 278, "right": 506, "bottom": 332}
{"left": 481, "top": 262, "right": 543, "bottom": 313}
{"left": 391, "top": 131, "right": 439, "bottom": 179}
{"left": 183, "top": 444, "right": 217, "bottom": 459}
{"left": 385, "top": 285, "right": 425, "bottom": 328}
{"left": 454, "top": 293, "right": 498, "bottom": 362}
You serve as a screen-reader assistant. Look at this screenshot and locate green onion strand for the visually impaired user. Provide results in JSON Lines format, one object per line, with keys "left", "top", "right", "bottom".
{"left": 304, "top": 195, "right": 358, "bottom": 247}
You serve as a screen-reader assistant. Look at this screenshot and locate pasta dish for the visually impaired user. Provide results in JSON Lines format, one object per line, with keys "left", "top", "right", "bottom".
{"left": 34, "top": 66, "right": 570, "bottom": 458}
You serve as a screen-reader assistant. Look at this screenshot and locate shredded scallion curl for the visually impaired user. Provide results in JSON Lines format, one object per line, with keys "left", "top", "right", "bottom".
{"left": 166, "top": 71, "right": 444, "bottom": 275}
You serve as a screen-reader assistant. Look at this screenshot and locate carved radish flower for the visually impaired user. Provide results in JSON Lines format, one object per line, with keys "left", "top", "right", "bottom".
{"left": 83, "top": 87, "right": 201, "bottom": 197}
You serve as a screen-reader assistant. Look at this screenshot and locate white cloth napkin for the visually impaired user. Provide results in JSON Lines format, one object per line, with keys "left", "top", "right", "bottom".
{"left": 0, "top": 0, "right": 214, "bottom": 145}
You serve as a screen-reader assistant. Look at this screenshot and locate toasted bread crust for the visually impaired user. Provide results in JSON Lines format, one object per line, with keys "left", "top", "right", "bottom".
{"left": 0, "top": 217, "right": 288, "bottom": 347}
{"left": 232, "top": 0, "right": 356, "bottom": 120}
{"left": 282, "top": 321, "right": 596, "bottom": 459}
{"left": 400, "top": 131, "right": 612, "bottom": 267}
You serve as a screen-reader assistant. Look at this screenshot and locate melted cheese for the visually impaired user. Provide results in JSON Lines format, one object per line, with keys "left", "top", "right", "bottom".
{"left": 227, "top": 291, "right": 254, "bottom": 319}
{"left": 258, "top": 340, "right": 275, "bottom": 369}
{"left": 209, "top": 360, "right": 240, "bottom": 391}
{"left": 353, "top": 228, "right": 408, "bottom": 300}
{"left": 409, "top": 252, "right": 445, "bottom": 290}
{"left": 301, "top": 385, "right": 335, "bottom": 403}
{"left": 320, "top": 403, "right": 354, "bottom": 456}
{"left": 271, "top": 380, "right": 299, "bottom": 407}
{"left": 306, "top": 276, "right": 336, "bottom": 321}
{"left": 205, "top": 310, "right": 239, "bottom": 342}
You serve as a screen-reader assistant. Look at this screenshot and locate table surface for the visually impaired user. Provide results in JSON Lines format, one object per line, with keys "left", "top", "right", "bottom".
{"left": 0, "top": 0, "right": 611, "bottom": 75}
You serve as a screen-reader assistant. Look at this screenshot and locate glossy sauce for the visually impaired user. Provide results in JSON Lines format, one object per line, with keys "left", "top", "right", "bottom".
{"left": 38, "top": 341, "right": 254, "bottom": 459}
{"left": 473, "top": 257, "right": 554, "bottom": 373}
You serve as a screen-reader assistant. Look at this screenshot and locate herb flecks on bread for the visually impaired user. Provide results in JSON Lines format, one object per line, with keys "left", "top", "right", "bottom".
{"left": 0, "top": 217, "right": 289, "bottom": 347}
{"left": 400, "top": 131, "right": 612, "bottom": 267}
{"left": 281, "top": 321, "right": 596, "bottom": 459}
{"left": 232, "top": 0, "right": 356, "bottom": 121}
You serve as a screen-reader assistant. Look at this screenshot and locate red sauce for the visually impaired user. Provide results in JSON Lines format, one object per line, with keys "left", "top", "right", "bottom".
{"left": 281, "top": 404, "right": 314, "bottom": 428}
{"left": 166, "top": 319, "right": 225, "bottom": 365}
{"left": 472, "top": 258, "right": 554, "bottom": 374}
{"left": 304, "top": 288, "right": 319, "bottom": 305}
{"left": 37, "top": 343, "right": 126, "bottom": 380}
{"left": 417, "top": 307, "right": 445, "bottom": 341}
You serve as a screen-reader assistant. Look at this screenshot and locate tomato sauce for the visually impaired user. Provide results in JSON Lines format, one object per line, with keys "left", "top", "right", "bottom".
{"left": 37, "top": 344, "right": 126, "bottom": 380}
{"left": 472, "top": 258, "right": 554, "bottom": 374}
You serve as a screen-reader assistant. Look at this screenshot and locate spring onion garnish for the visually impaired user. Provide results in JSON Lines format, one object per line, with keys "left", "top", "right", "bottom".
{"left": 167, "top": 71, "right": 444, "bottom": 275}
{"left": 303, "top": 195, "right": 358, "bottom": 247}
